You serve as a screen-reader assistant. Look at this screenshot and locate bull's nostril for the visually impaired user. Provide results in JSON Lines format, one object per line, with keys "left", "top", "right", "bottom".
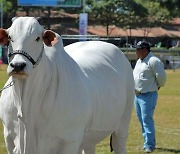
{"left": 10, "top": 63, "right": 15, "bottom": 68}
{"left": 10, "top": 62, "right": 26, "bottom": 72}
{"left": 20, "top": 63, "right": 26, "bottom": 70}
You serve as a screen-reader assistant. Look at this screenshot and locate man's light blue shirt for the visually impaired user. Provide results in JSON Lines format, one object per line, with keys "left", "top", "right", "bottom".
{"left": 133, "top": 52, "right": 166, "bottom": 93}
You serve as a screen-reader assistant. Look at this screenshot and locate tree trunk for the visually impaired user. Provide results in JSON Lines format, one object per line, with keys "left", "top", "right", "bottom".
{"left": 106, "top": 15, "right": 109, "bottom": 36}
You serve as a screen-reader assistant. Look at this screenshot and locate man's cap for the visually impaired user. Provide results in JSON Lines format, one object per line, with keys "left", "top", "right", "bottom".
{"left": 133, "top": 41, "right": 150, "bottom": 50}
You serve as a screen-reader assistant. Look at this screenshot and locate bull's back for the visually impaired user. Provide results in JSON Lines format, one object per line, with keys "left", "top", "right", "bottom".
{"left": 65, "top": 41, "right": 133, "bottom": 131}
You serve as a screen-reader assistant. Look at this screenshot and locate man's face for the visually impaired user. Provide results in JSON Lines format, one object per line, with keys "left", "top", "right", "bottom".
{"left": 136, "top": 48, "right": 148, "bottom": 60}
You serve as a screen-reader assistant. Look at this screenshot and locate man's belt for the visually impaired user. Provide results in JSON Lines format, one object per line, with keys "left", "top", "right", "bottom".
{"left": 135, "top": 90, "right": 142, "bottom": 96}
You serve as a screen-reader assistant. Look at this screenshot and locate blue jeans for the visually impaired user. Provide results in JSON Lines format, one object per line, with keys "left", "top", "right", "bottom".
{"left": 134, "top": 91, "right": 158, "bottom": 150}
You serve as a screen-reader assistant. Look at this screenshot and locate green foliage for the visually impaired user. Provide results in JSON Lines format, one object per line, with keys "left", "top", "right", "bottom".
{"left": 87, "top": 0, "right": 147, "bottom": 35}
{"left": 135, "top": 0, "right": 171, "bottom": 28}
{"left": 1, "top": 0, "right": 12, "bottom": 13}
{"left": 86, "top": 0, "right": 179, "bottom": 36}
{"left": 154, "top": 0, "right": 180, "bottom": 17}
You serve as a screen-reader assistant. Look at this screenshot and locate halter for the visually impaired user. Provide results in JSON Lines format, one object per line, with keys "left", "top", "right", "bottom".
{"left": 8, "top": 46, "right": 44, "bottom": 68}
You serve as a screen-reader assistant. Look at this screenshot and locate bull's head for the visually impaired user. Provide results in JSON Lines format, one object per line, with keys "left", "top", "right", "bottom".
{"left": 0, "top": 17, "right": 58, "bottom": 79}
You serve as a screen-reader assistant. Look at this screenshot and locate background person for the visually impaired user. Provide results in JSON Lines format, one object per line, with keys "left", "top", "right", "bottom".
{"left": 133, "top": 41, "right": 166, "bottom": 153}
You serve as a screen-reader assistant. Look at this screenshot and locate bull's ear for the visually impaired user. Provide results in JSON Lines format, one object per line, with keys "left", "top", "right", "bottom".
{"left": 43, "top": 30, "right": 58, "bottom": 47}
{"left": 0, "top": 28, "right": 8, "bottom": 45}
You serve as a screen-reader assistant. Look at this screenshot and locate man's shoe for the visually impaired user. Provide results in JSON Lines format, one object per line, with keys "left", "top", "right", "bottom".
{"left": 144, "top": 148, "right": 154, "bottom": 153}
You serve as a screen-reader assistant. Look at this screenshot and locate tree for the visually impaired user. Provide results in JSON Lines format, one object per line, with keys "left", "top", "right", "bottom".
{"left": 1, "top": 0, "right": 18, "bottom": 28}
{"left": 136, "top": 0, "right": 171, "bottom": 24}
{"left": 87, "top": 0, "right": 147, "bottom": 36}
{"left": 87, "top": 0, "right": 120, "bottom": 36}
{"left": 135, "top": 0, "right": 171, "bottom": 37}
{"left": 154, "top": 0, "right": 180, "bottom": 17}
{"left": 115, "top": 1, "right": 148, "bottom": 42}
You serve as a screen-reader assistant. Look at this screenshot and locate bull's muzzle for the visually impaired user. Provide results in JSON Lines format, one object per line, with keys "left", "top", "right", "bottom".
{"left": 8, "top": 61, "right": 28, "bottom": 79}
{"left": 10, "top": 62, "right": 26, "bottom": 72}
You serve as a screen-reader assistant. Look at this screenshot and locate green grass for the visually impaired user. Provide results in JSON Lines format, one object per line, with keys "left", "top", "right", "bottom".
{"left": 0, "top": 65, "right": 9, "bottom": 154}
{"left": 0, "top": 64, "right": 180, "bottom": 154}
{"left": 0, "top": 65, "right": 8, "bottom": 89}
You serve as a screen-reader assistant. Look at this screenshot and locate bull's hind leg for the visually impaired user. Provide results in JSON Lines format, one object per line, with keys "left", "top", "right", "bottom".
{"left": 111, "top": 94, "right": 134, "bottom": 154}
{"left": 111, "top": 132, "right": 127, "bottom": 154}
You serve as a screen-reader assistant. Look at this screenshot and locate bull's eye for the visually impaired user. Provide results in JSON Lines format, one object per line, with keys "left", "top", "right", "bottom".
{"left": 36, "top": 36, "right": 40, "bottom": 42}
{"left": 8, "top": 35, "right": 13, "bottom": 42}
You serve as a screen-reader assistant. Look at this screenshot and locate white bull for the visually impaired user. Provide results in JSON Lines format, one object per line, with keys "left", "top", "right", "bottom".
{"left": 0, "top": 17, "right": 134, "bottom": 154}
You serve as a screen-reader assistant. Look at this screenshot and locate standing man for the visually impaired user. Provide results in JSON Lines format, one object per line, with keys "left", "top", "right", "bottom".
{"left": 133, "top": 41, "right": 166, "bottom": 153}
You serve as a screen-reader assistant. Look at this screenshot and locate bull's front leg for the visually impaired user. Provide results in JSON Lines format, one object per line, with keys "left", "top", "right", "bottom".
{"left": 37, "top": 132, "right": 84, "bottom": 154}
{"left": 3, "top": 126, "right": 15, "bottom": 154}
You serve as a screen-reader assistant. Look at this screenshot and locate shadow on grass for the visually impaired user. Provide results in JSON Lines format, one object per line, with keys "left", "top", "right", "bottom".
{"left": 156, "top": 147, "right": 180, "bottom": 153}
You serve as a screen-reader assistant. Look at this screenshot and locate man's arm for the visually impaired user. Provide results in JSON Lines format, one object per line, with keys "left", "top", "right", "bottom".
{"left": 151, "top": 58, "right": 166, "bottom": 88}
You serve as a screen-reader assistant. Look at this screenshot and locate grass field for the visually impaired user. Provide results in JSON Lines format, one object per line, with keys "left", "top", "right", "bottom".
{"left": 0, "top": 64, "right": 180, "bottom": 154}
